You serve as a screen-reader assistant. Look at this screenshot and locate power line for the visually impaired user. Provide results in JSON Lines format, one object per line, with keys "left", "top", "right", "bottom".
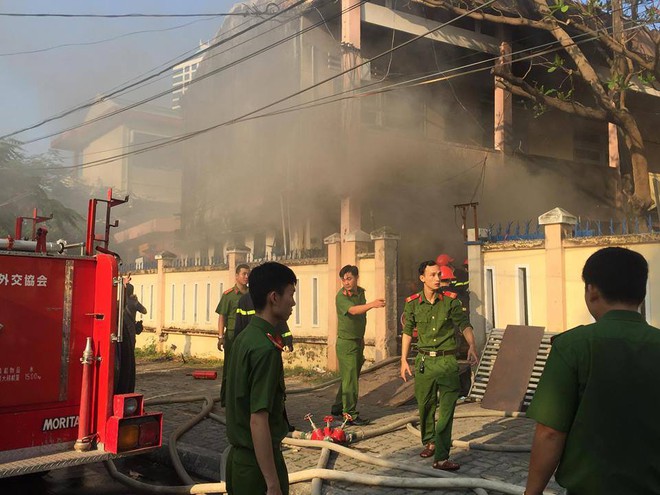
{"left": 0, "top": 16, "right": 222, "bottom": 57}
{"left": 35, "top": 0, "right": 498, "bottom": 172}
{"left": 0, "top": 0, "right": 308, "bottom": 141}
{"left": 42, "top": 8, "right": 650, "bottom": 173}
{"left": 0, "top": 12, "right": 261, "bottom": 18}
{"left": 21, "top": 0, "right": 367, "bottom": 146}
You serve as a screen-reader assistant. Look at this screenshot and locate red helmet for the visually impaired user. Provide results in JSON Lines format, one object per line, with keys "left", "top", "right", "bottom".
{"left": 435, "top": 254, "right": 454, "bottom": 266}
{"left": 463, "top": 259, "right": 469, "bottom": 266}
{"left": 439, "top": 265, "right": 456, "bottom": 280}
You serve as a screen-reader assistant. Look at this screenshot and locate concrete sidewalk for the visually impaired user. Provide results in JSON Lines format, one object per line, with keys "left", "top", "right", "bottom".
{"left": 135, "top": 360, "right": 563, "bottom": 494}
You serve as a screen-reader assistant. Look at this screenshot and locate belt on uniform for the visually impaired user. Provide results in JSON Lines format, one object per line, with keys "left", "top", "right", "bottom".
{"left": 417, "top": 348, "right": 456, "bottom": 357}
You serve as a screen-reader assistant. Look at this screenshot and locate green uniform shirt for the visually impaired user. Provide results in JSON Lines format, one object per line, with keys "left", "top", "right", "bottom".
{"left": 215, "top": 285, "right": 245, "bottom": 333}
{"left": 336, "top": 287, "right": 367, "bottom": 339}
{"left": 527, "top": 310, "right": 660, "bottom": 495}
{"left": 225, "top": 316, "right": 288, "bottom": 450}
{"left": 402, "top": 290, "right": 470, "bottom": 351}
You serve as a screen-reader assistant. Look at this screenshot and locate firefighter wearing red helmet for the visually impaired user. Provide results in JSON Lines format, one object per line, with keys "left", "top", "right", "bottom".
{"left": 400, "top": 260, "right": 478, "bottom": 472}
{"left": 435, "top": 253, "right": 454, "bottom": 267}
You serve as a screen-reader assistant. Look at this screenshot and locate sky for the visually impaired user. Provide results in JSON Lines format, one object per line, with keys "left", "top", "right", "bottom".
{"left": 0, "top": 0, "right": 236, "bottom": 155}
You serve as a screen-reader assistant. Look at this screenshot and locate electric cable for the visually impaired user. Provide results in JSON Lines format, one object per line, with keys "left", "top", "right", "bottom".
{"left": 36, "top": 14, "right": 652, "bottom": 173}
{"left": 31, "top": 0, "right": 498, "bottom": 171}
{"left": 20, "top": 0, "right": 368, "bottom": 146}
{"left": 0, "top": 12, "right": 267, "bottom": 18}
{"left": 0, "top": 16, "right": 222, "bottom": 58}
{"left": 0, "top": 0, "right": 309, "bottom": 141}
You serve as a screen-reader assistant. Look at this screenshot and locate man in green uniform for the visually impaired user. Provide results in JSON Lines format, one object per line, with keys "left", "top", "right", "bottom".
{"left": 525, "top": 247, "right": 660, "bottom": 495}
{"left": 225, "top": 262, "right": 297, "bottom": 495}
{"left": 330, "top": 265, "right": 385, "bottom": 426}
{"left": 401, "top": 261, "right": 478, "bottom": 471}
{"left": 217, "top": 263, "right": 250, "bottom": 405}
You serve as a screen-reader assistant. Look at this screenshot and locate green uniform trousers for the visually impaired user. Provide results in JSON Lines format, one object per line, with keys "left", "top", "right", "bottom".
{"left": 332, "top": 338, "right": 365, "bottom": 418}
{"left": 219, "top": 330, "right": 234, "bottom": 407}
{"left": 227, "top": 445, "right": 289, "bottom": 495}
{"left": 414, "top": 354, "right": 460, "bottom": 462}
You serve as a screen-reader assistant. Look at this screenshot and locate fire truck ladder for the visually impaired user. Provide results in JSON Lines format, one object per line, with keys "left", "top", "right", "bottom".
{"left": 85, "top": 189, "right": 128, "bottom": 256}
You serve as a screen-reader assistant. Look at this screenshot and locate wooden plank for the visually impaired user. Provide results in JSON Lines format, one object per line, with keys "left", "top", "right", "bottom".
{"left": 481, "top": 325, "right": 545, "bottom": 412}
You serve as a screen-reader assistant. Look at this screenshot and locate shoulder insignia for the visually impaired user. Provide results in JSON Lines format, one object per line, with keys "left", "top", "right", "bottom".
{"left": 444, "top": 291, "right": 458, "bottom": 299}
{"left": 223, "top": 287, "right": 233, "bottom": 295}
{"left": 266, "top": 333, "right": 284, "bottom": 352}
{"left": 405, "top": 293, "right": 421, "bottom": 303}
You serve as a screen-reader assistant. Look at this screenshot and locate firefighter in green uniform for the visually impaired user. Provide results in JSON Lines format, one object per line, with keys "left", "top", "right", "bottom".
{"left": 217, "top": 263, "right": 250, "bottom": 405}
{"left": 225, "top": 262, "right": 297, "bottom": 495}
{"left": 401, "top": 260, "right": 478, "bottom": 471}
{"left": 330, "top": 265, "right": 385, "bottom": 426}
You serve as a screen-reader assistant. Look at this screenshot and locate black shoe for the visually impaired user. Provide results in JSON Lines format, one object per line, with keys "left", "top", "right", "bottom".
{"left": 287, "top": 423, "right": 296, "bottom": 432}
{"left": 347, "top": 417, "right": 370, "bottom": 426}
{"left": 330, "top": 408, "right": 342, "bottom": 419}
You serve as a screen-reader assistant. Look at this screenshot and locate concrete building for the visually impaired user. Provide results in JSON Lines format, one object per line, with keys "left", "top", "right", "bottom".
{"left": 178, "top": 0, "right": 660, "bottom": 291}
{"left": 128, "top": 0, "right": 660, "bottom": 367}
{"left": 51, "top": 99, "right": 183, "bottom": 261}
{"left": 172, "top": 42, "right": 209, "bottom": 110}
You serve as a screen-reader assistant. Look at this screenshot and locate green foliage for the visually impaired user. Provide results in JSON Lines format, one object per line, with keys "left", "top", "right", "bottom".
{"left": 547, "top": 54, "right": 565, "bottom": 73}
{"left": 284, "top": 365, "right": 340, "bottom": 384}
{"left": 638, "top": 71, "right": 657, "bottom": 86}
{"left": 606, "top": 73, "right": 631, "bottom": 92}
{"left": 549, "top": 0, "right": 570, "bottom": 15}
{"left": 0, "top": 139, "right": 84, "bottom": 240}
{"left": 135, "top": 338, "right": 176, "bottom": 361}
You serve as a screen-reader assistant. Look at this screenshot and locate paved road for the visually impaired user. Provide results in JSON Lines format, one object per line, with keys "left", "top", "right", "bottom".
{"left": 1, "top": 359, "right": 563, "bottom": 494}
{"left": 137, "top": 359, "right": 564, "bottom": 495}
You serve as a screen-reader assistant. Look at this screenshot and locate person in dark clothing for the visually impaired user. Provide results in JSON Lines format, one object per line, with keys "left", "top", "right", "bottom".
{"left": 234, "top": 292, "right": 295, "bottom": 431}
{"left": 116, "top": 283, "right": 147, "bottom": 394}
{"left": 235, "top": 292, "right": 293, "bottom": 351}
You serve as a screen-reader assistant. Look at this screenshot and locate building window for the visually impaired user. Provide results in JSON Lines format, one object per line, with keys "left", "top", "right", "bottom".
{"left": 484, "top": 267, "right": 496, "bottom": 329}
{"left": 516, "top": 266, "right": 530, "bottom": 325}
{"left": 206, "top": 283, "right": 211, "bottom": 322}
{"left": 182, "top": 284, "right": 186, "bottom": 322}
{"left": 194, "top": 284, "right": 198, "bottom": 323}
{"left": 312, "top": 277, "right": 319, "bottom": 326}
{"left": 574, "top": 127, "right": 607, "bottom": 166}
{"left": 171, "top": 285, "right": 176, "bottom": 321}
{"left": 294, "top": 278, "right": 301, "bottom": 326}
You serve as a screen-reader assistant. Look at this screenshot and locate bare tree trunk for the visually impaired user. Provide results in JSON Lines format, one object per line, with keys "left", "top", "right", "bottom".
{"left": 619, "top": 111, "right": 652, "bottom": 211}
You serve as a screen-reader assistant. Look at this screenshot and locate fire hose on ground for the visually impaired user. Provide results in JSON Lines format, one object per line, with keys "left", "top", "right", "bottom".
{"left": 106, "top": 360, "right": 534, "bottom": 494}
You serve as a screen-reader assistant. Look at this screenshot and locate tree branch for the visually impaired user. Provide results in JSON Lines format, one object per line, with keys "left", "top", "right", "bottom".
{"left": 411, "top": 0, "right": 553, "bottom": 29}
{"left": 494, "top": 69, "right": 609, "bottom": 121}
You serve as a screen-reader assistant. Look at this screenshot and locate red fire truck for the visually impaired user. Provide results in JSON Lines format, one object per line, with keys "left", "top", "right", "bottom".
{"left": 0, "top": 190, "right": 162, "bottom": 478}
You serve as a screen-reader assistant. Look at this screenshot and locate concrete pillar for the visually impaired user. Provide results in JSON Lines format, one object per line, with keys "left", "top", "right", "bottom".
{"left": 341, "top": 0, "right": 361, "bottom": 49}
{"left": 324, "top": 233, "right": 342, "bottom": 371}
{"left": 154, "top": 250, "right": 177, "bottom": 352}
{"left": 494, "top": 27, "right": 512, "bottom": 153}
{"left": 226, "top": 244, "right": 250, "bottom": 275}
{"left": 466, "top": 228, "right": 488, "bottom": 353}
{"left": 539, "top": 208, "right": 577, "bottom": 333}
{"left": 608, "top": 122, "right": 620, "bottom": 170}
{"left": 371, "top": 227, "right": 400, "bottom": 361}
{"left": 340, "top": 196, "right": 369, "bottom": 266}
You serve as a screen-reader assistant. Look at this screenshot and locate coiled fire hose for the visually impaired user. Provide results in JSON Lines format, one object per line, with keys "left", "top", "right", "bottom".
{"left": 105, "top": 359, "right": 535, "bottom": 494}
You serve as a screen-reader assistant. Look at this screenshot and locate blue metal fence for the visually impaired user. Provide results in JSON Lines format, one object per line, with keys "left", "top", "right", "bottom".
{"left": 486, "top": 220, "right": 545, "bottom": 242}
{"left": 486, "top": 214, "right": 659, "bottom": 243}
{"left": 119, "top": 247, "right": 328, "bottom": 273}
